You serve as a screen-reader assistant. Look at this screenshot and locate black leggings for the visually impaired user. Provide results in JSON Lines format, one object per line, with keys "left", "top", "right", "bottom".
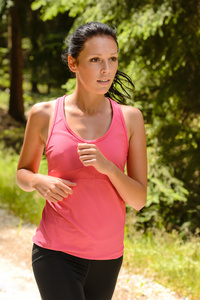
{"left": 32, "top": 244, "right": 123, "bottom": 300}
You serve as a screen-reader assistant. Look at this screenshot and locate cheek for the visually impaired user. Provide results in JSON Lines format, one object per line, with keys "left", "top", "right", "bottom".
{"left": 110, "top": 62, "right": 118, "bottom": 72}
{"left": 82, "top": 65, "right": 99, "bottom": 75}
{"left": 111, "top": 66, "right": 118, "bottom": 79}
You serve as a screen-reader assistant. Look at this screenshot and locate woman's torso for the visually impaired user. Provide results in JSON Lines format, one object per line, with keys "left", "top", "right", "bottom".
{"left": 33, "top": 95, "right": 129, "bottom": 259}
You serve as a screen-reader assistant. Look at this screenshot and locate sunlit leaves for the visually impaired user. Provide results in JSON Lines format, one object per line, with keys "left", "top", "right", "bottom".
{"left": 31, "top": 0, "right": 87, "bottom": 21}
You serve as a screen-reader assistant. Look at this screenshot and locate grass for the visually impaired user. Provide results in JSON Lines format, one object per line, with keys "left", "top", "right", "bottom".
{"left": 124, "top": 228, "right": 200, "bottom": 300}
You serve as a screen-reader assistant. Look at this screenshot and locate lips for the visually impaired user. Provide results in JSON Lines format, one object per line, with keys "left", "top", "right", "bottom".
{"left": 97, "top": 79, "right": 110, "bottom": 85}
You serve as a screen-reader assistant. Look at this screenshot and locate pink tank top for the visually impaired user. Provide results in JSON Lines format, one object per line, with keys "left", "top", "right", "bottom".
{"left": 33, "top": 96, "right": 129, "bottom": 259}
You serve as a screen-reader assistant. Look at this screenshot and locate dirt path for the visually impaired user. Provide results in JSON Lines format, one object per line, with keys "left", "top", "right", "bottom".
{"left": 0, "top": 208, "right": 186, "bottom": 300}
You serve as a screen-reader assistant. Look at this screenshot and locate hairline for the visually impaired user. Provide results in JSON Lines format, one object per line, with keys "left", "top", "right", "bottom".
{"left": 69, "top": 33, "right": 119, "bottom": 61}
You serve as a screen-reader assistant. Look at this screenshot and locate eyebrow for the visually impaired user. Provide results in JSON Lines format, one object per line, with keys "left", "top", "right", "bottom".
{"left": 89, "top": 52, "right": 118, "bottom": 56}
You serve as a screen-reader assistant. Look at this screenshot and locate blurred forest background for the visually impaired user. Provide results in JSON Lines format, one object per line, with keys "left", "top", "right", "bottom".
{"left": 1, "top": 0, "right": 199, "bottom": 233}
{"left": 0, "top": 0, "right": 200, "bottom": 298}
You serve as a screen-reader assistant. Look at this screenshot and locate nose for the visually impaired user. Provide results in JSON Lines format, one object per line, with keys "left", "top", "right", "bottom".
{"left": 101, "top": 60, "right": 110, "bottom": 74}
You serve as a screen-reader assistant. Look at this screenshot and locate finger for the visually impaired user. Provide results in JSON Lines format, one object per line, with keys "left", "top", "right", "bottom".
{"left": 57, "top": 183, "right": 75, "bottom": 195}
{"left": 46, "top": 197, "right": 58, "bottom": 204}
{"left": 58, "top": 180, "right": 77, "bottom": 195}
{"left": 81, "top": 159, "right": 96, "bottom": 167}
{"left": 79, "top": 154, "right": 96, "bottom": 162}
{"left": 51, "top": 186, "right": 72, "bottom": 198}
{"left": 77, "top": 148, "right": 96, "bottom": 155}
{"left": 43, "top": 189, "right": 64, "bottom": 201}
{"left": 60, "top": 179, "right": 77, "bottom": 187}
{"left": 77, "top": 143, "right": 96, "bottom": 150}
{"left": 46, "top": 194, "right": 66, "bottom": 203}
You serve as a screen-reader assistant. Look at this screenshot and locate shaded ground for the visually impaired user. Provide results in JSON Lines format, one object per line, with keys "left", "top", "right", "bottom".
{"left": 0, "top": 208, "right": 186, "bottom": 300}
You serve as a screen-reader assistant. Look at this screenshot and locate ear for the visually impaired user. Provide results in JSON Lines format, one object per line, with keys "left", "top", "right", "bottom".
{"left": 68, "top": 55, "right": 78, "bottom": 73}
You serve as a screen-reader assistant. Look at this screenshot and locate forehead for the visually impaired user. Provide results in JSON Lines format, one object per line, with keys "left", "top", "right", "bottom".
{"left": 81, "top": 35, "right": 118, "bottom": 56}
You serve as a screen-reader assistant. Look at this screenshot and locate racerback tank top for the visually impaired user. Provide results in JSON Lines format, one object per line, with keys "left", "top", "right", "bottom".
{"left": 33, "top": 96, "right": 129, "bottom": 259}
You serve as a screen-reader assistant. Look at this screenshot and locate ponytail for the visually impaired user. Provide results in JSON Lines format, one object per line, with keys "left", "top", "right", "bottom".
{"left": 106, "top": 70, "right": 135, "bottom": 104}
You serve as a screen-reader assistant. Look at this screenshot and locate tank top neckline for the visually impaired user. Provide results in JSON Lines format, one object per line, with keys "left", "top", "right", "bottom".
{"left": 61, "top": 95, "right": 116, "bottom": 143}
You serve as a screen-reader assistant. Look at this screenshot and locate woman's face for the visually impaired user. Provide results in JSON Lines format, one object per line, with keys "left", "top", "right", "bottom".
{"left": 69, "top": 35, "right": 118, "bottom": 95}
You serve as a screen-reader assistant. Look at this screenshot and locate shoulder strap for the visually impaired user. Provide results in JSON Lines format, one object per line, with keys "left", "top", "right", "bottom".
{"left": 110, "top": 99, "right": 129, "bottom": 147}
{"left": 46, "top": 96, "right": 64, "bottom": 148}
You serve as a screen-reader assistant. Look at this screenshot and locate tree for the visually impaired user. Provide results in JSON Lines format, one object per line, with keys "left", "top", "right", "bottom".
{"left": 9, "top": 0, "right": 25, "bottom": 122}
{"left": 0, "top": 0, "right": 25, "bottom": 121}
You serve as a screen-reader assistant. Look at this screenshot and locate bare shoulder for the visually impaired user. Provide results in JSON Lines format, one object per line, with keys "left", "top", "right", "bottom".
{"left": 27, "top": 100, "right": 56, "bottom": 130}
{"left": 27, "top": 100, "right": 56, "bottom": 144}
{"left": 119, "top": 104, "right": 145, "bottom": 138}
{"left": 28, "top": 100, "right": 56, "bottom": 121}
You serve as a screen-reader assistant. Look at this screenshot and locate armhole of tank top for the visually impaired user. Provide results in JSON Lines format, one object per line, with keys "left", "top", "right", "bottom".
{"left": 45, "top": 97, "right": 61, "bottom": 150}
{"left": 117, "top": 103, "right": 129, "bottom": 149}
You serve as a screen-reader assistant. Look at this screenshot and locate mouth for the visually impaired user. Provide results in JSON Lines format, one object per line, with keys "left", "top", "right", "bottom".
{"left": 97, "top": 79, "right": 110, "bottom": 85}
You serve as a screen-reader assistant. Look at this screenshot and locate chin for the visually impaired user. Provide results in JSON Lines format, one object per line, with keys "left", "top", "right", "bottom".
{"left": 97, "top": 87, "right": 111, "bottom": 95}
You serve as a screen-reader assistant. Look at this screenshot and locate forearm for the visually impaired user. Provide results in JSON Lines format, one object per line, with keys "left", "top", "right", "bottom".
{"left": 17, "top": 169, "right": 39, "bottom": 192}
{"left": 106, "top": 163, "right": 147, "bottom": 211}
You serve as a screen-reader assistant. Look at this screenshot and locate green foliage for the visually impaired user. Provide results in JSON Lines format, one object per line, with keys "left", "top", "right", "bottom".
{"left": 61, "top": 78, "right": 76, "bottom": 94}
{"left": 0, "top": 90, "right": 9, "bottom": 107}
{"left": 0, "top": 146, "right": 46, "bottom": 225}
{"left": 31, "top": 0, "right": 86, "bottom": 21}
{"left": 2, "top": 127, "right": 25, "bottom": 152}
{"left": 0, "top": 46, "right": 9, "bottom": 85}
{"left": 137, "top": 144, "right": 189, "bottom": 231}
{"left": 23, "top": 9, "right": 74, "bottom": 92}
{"left": 0, "top": 8, "right": 10, "bottom": 90}
{"left": 0, "top": 0, "right": 13, "bottom": 17}
{"left": 116, "top": 0, "right": 200, "bottom": 232}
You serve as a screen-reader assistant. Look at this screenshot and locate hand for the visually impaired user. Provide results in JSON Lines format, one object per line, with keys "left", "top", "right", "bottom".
{"left": 32, "top": 174, "right": 76, "bottom": 203}
{"left": 77, "top": 143, "right": 113, "bottom": 175}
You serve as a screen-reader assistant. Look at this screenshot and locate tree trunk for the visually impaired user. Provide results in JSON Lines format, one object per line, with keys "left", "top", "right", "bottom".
{"left": 31, "top": 81, "right": 39, "bottom": 93}
{"left": 9, "top": 0, "right": 25, "bottom": 122}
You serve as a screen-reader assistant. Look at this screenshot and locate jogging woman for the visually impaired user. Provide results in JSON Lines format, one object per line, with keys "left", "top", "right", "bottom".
{"left": 17, "top": 22, "right": 147, "bottom": 300}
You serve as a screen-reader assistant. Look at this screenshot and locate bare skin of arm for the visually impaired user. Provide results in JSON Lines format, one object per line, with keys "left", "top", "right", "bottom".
{"left": 17, "top": 101, "right": 76, "bottom": 204}
{"left": 77, "top": 106, "right": 147, "bottom": 211}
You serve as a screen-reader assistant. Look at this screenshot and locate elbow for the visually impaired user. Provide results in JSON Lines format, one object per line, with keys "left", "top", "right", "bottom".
{"left": 134, "top": 199, "right": 146, "bottom": 211}
{"left": 129, "top": 191, "right": 147, "bottom": 211}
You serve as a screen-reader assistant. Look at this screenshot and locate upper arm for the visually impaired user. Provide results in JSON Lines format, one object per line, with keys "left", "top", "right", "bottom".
{"left": 17, "top": 103, "right": 51, "bottom": 173}
{"left": 122, "top": 106, "right": 147, "bottom": 188}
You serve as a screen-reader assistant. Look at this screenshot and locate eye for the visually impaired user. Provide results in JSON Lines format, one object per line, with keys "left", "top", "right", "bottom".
{"left": 90, "top": 57, "right": 100, "bottom": 62}
{"left": 110, "top": 57, "right": 118, "bottom": 62}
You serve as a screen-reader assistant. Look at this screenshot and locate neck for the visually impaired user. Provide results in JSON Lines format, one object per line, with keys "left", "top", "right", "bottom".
{"left": 69, "top": 87, "right": 108, "bottom": 115}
